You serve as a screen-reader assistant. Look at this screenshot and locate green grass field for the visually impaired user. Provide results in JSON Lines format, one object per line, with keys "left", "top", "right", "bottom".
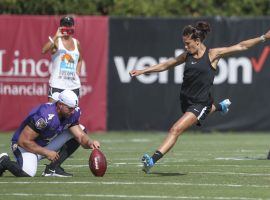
{"left": 1, "top": 132, "right": 270, "bottom": 200}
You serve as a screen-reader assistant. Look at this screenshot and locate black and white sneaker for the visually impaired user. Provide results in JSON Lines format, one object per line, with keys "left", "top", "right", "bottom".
{"left": 0, "top": 153, "right": 10, "bottom": 176}
{"left": 42, "top": 165, "right": 73, "bottom": 177}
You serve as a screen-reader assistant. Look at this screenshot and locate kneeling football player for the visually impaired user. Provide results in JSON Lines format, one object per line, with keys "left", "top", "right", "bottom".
{"left": 0, "top": 90, "right": 99, "bottom": 177}
{"left": 41, "top": 92, "right": 88, "bottom": 177}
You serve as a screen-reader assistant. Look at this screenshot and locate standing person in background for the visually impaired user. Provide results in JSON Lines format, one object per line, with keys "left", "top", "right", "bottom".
{"left": 41, "top": 16, "right": 84, "bottom": 177}
{"left": 130, "top": 21, "right": 270, "bottom": 173}
{"left": 42, "top": 16, "right": 82, "bottom": 99}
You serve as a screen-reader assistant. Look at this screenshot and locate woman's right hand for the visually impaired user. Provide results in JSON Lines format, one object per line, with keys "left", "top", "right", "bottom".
{"left": 264, "top": 30, "right": 270, "bottom": 40}
{"left": 55, "top": 28, "right": 63, "bottom": 38}
{"left": 129, "top": 69, "right": 144, "bottom": 77}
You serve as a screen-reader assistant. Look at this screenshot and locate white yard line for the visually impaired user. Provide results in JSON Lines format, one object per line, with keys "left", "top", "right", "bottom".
{"left": 0, "top": 181, "right": 269, "bottom": 188}
{"left": 0, "top": 193, "right": 267, "bottom": 200}
{"left": 215, "top": 157, "right": 257, "bottom": 160}
{"left": 61, "top": 163, "right": 270, "bottom": 168}
{"left": 101, "top": 139, "right": 150, "bottom": 143}
{"left": 190, "top": 171, "right": 270, "bottom": 176}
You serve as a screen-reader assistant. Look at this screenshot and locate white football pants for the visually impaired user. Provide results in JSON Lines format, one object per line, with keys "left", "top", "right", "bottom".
{"left": 15, "top": 130, "right": 74, "bottom": 177}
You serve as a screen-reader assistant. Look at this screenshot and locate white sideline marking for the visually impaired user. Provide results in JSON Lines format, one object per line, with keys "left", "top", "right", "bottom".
{"left": 0, "top": 181, "right": 269, "bottom": 188}
{"left": 190, "top": 171, "right": 270, "bottom": 176}
{"left": 62, "top": 163, "right": 270, "bottom": 169}
{"left": 215, "top": 157, "right": 255, "bottom": 160}
{"left": 43, "top": 163, "right": 270, "bottom": 177}
{"left": 101, "top": 139, "right": 150, "bottom": 143}
{"left": 62, "top": 164, "right": 88, "bottom": 168}
{"left": 0, "top": 193, "right": 266, "bottom": 200}
{"left": 71, "top": 157, "right": 266, "bottom": 162}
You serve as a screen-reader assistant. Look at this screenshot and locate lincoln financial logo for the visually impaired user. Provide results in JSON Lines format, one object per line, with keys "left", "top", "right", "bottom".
{"left": 114, "top": 47, "right": 270, "bottom": 85}
{"left": 0, "top": 50, "right": 91, "bottom": 96}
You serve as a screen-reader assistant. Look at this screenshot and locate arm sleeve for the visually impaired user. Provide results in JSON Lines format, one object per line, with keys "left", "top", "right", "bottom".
{"left": 26, "top": 105, "right": 48, "bottom": 133}
{"left": 26, "top": 118, "right": 41, "bottom": 133}
{"left": 69, "top": 121, "right": 79, "bottom": 128}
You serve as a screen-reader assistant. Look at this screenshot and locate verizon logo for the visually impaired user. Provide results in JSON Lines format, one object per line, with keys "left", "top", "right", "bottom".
{"left": 114, "top": 46, "right": 270, "bottom": 85}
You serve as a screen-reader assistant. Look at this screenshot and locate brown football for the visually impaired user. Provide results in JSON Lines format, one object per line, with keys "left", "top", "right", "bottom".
{"left": 89, "top": 149, "right": 107, "bottom": 177}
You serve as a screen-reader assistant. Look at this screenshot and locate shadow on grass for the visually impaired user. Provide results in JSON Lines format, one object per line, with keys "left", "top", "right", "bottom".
{"left": 244, "top": 156, "right": 269, "bottom": 160}
{"left": 150, "top": 172, "right": 187, "bottom": 176}
{"left": 216, "top": 156, "right": 269, "bottom": 161}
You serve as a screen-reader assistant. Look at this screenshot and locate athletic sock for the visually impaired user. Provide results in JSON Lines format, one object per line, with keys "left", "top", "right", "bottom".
{"left": 151, "top": 150, "right": 163, "bottom": 164}
{"left": 5, "top": 161, "right": 30, "bottom": 177}
{"left": 48, "top": 138, "right": 80, "bottom": 169}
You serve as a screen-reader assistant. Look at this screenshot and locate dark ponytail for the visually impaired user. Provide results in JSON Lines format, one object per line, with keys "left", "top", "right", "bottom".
{"left": 182, "top": 21, "right": 211, "bottom": 42}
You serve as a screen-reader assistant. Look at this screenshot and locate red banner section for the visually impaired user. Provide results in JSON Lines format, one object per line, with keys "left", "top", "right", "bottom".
{"left": 0, "top": 15, "right": 108, "bottom": 132}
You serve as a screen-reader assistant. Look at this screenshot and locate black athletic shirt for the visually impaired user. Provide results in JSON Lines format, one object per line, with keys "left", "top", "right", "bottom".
{"left": 180, "top": 49, "right": 216, "bottom": 104}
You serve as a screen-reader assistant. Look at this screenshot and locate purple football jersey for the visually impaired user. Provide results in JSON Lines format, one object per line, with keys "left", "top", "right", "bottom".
{"left": 12, "top": 103, "right": 80, "bottom": 147}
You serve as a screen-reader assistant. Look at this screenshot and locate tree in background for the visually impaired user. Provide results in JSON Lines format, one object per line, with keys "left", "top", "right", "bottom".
{"left": 0, "top": 0, "right": 269, "bottom": 16}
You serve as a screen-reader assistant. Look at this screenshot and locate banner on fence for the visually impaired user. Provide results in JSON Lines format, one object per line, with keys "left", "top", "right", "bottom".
{"left": 0, "top": 15, "right": 108, "bottom": 131}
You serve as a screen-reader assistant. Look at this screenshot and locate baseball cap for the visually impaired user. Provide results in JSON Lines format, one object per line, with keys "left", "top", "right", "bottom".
{"left": 60, "top": 16, "right": 74, "bottom": 27}
{"left": 58, "top": 90, "right": 78, "bottom": 108}
{"left": 51, "top": 92, "right": 60, "bottom": 102}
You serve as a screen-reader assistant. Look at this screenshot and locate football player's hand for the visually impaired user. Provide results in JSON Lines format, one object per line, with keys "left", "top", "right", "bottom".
{"left": 46, "top": 150, "right": 59, "bottom": 162}
{"left": 88, "top": 140, "right": 100, "bottom": 149}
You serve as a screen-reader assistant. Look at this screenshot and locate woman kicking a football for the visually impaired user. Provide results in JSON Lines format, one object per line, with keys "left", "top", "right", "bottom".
{"left": 129, "top": 21, "right": 270, "bottom": 173}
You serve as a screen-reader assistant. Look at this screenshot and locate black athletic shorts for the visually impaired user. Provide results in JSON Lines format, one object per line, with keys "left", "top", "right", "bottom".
{"left": 48, "top": 86, "right": 80, "bottom": 98}
{"left": 180, "top": 97, "right": 213, "bottom": 126}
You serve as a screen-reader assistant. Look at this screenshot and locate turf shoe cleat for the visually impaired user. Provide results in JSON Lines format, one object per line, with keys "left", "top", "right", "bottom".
{"left": 219, "top": 99, "right": 231, "bottom": 114}
{"left": 142, "top": 154, "right": 154, "bottom": 174}
{"left": 42, "top": 165, "right": 73, "bottom": 177}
